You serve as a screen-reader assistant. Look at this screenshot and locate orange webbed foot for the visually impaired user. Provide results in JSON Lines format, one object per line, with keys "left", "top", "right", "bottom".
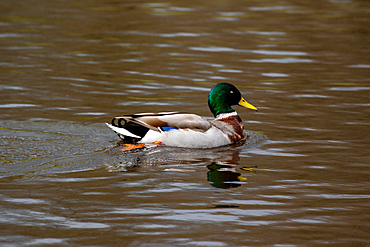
{"left": 120, "top": 141, "right": 162, "bottom": 151}
{"left": 121, "top": 144, "right": 145, "bottom": 151}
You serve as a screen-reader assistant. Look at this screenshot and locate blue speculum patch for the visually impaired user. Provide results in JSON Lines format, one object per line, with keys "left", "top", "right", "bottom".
{"left": 161, "top": 126, "right": 178, "bottom": 131}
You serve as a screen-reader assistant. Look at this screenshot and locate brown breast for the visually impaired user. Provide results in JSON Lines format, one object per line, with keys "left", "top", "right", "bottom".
{"left": 216, "top": 115, "right": 244, "bottom": 143}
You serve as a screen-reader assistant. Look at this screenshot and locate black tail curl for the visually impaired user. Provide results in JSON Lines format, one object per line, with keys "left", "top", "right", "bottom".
{"left": 110, "top": 116, "right": 149, "bottom": 143}
{"left": 111, "top": 117, "right": 127, "bottom": 128}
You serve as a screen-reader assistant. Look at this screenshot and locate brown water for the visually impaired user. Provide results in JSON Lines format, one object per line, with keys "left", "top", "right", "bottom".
{"left": 1, "top": 0, "right": 370, "bottom": 246}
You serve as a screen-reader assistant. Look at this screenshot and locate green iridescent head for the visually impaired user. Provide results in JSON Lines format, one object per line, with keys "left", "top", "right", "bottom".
{"left": 207, "top": 83, "right": 257, "bottom": 117}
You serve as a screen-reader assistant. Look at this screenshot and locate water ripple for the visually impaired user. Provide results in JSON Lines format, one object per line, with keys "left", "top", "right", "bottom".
{"left": 246, "top": 30, "right": 286, "bottom": 35}
{"left": 293, "top": 94, "right": 330, "bottom": 98}
{"left": 0, "top": 103, "right": 39, "bottom": 108}
{"left": 244, "top": 148, "right": 306, "bottom": 157}
{"left": 3, "top": 198, "right": 48, "bottom": 205}
{"left": 308, "top": 194, "right": 370, "bottom": 199}
{"left": 218, "top": 199, "right": 284, "bottom": 205}
{"left": 262, "top": 73, "right": 289, "bottom": 77}
{"left": 0, "top": 86, "right": 28, "bottom": 90}
{"left": 252, "top": 50, "right": 307, "bottom": 56}
{"left": 245, "top": 58, "right": 314, "bottom": 63}
{"left": 117, "top": 101, "right": 192, "bottom": 106}
{"left": 123, "top": 70, "right": 205, "bottom": 82}
{"left": 123, "top": 30, "right": 209, "bottom": 37}
{"left": 153, "top": 208, "right": 285, "bottom": 222}
{"left": 347, "top": 64, "right": 370, "bottom": 68}
{"left": 189, "top": 46, "right": 308, "bottom": 58}
{"left": 329, "top": 87, "right": 370, "bottom": 91}
{"left": 249, "top": 6, "right": 297, "bottom": 11}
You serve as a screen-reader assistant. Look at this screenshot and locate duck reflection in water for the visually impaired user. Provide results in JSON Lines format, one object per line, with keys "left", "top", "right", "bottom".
{"left": 206, "top": 149, "right": 257, "bottom": 189}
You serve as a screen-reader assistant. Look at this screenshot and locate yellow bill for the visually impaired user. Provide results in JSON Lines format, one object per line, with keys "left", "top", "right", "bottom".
{"left": 238, "top": 97, "right": 257, "bottom": 111}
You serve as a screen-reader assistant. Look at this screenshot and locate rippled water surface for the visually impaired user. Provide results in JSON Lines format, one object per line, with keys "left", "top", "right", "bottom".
{"left": 1, "top": 0, "right": 369, "bottom": 246}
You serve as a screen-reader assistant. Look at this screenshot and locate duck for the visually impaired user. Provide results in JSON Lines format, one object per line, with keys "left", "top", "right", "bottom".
{"left": 106, "top": 82, "right": 257, "bottom": 149}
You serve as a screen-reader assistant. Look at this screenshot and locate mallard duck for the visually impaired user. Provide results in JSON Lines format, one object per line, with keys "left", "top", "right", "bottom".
{"left": 106, "top": 82, "right": 257, "bottom": 148}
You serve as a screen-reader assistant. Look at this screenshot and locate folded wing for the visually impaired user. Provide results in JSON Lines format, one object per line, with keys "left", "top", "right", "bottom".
{"left": 109, "top": 112, "right": 213, "bottom": 142}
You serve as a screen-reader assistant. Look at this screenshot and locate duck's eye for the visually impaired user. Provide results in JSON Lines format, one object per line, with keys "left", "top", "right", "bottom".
{"left": 230, "top": 90, "right": 234, "bottom": 94}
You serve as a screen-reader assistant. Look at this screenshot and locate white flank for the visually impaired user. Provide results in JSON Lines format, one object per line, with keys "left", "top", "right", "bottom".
{"left": 140, "top": 127, "right": 231, "bottom": 148}
{"left": 105, "top": 123, "right": 141, "bottom": 139}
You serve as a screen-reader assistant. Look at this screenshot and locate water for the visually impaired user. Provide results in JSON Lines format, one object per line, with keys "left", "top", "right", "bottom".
{"left": 1, "top": 0, "right": 369, "bottom": 246}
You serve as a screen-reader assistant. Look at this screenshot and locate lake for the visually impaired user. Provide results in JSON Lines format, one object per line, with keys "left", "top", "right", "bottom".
{"left": 0, "top": 0, "right": 369, "bottom": 246}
